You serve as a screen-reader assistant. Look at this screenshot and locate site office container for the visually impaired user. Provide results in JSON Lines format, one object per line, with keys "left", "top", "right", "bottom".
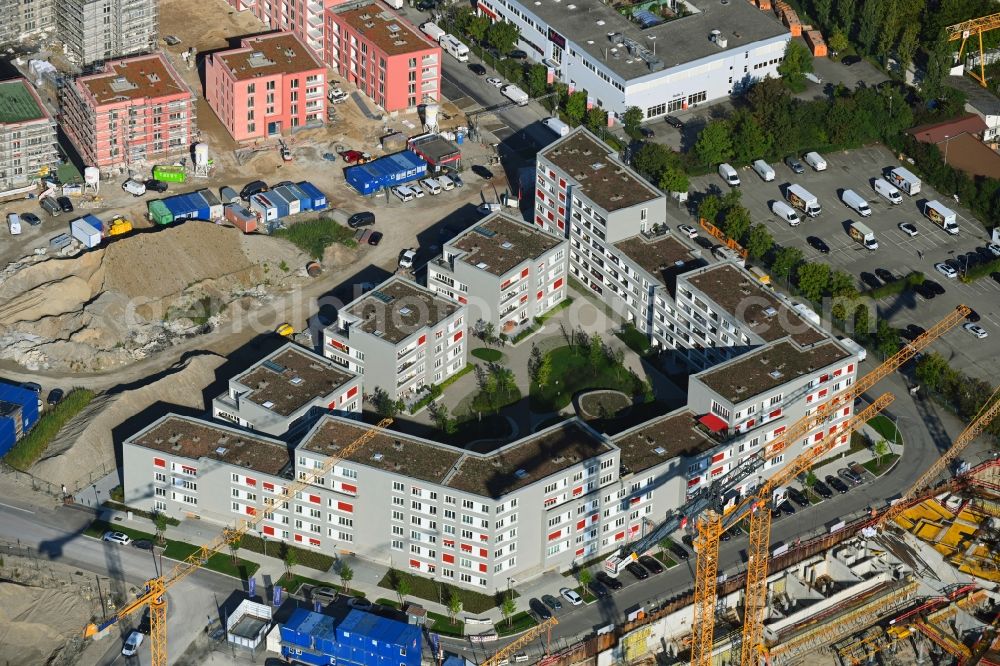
{"left": 148, "top": 200, "right": 174, "bottom": 225}
{"left": 250, "top": 193, "right": 279, "bottom": 222}
{"left": 272, "top": 186, "right": 301, "bottom": 216}
{"left": 0, "top": 383, "right": 39, "bottom": 437}
{"left": 197, "top": 189, "right": 224, "bottom": 221}
{"left": 280, "top": 183, "right": 312, "bottom": 212}
{"left": 297, "top": 181, "right": 328, "bottom": 210}
{"left": 345, "top": 151, "right": 427, "bottom": 195}
{"left": 225, "top": 204, "right": 258, "bottom": 233}
{"left": 164, "top": 192, "right": 211, "bottom": 221}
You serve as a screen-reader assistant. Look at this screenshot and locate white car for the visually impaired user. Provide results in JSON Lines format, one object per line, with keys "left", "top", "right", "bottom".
{"left": 678, "top": 224, "right": 698, "bottom": 239}
{"left": 987, "top": 242, "right": 1000, "bottom": 257}
{"left": 965, "top": 323, "right": 989, "bottom": 339}
{"left": 103, "top": 531, "right": 132, "bottom": 546}
{"left": 399, "top": 249, "right": 417, "bottom": 269}
{"left": 122, "top": 630, "right": 144, "bottom": 657}
{"left": 122, "top": 179, "right": 146, "bottom": 197}
{"left": 486, "top": 77, "right": 504, "bottom": 88}
{"left": 391, "top": 186, "right": 415, "bottom": 202}
{"left": 898, "top": 222, "right": 919, "bottom": 237}
{"left": 328, "top": 87, "right": 349, "bottom": 104}
{"left": 559, "top": 587, "right": 583, "bottom": 606}
{"left": 934, "top": 262, "right": 958, "bottom": 279}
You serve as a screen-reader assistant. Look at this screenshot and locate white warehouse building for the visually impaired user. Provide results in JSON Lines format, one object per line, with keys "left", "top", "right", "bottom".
{"left": 476, "top": 0, "right": 791, "bottom": 119}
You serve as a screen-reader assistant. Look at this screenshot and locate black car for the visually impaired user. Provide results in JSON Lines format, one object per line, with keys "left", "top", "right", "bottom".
{"left": 132, "top": 539, "right": 154, "bottom": 551}
{"left": 240, "top": 180, "right": 268, "bottom": 200}
{"left": 669, "top": 543, "right": 690, "bottom": 561}
{"left": 508, "top": 49, "right": 528, "bottom": 60}
{"left": 993, "top": 271, "right": 1000, "bottom": 285}
{"left": 46, "top": 388, "right": 64, "bottom": 405}
{"left": 826, "top": 475, "right": 850, "bottom": 494}
{"left": 40, "top": 197, "right": 61, "bottom": 216}
{"left": 144, "top": 178, "right": 168, "bottom": 193}
{"left": 875, "top": 268, "right": 896, "bottom": 283}
{"left": 778, "top": 500, "right": 796, "bottom": 516}
{"left": 977, "top": 246, "right": 996, "bottom": 262}
{"left": 348, "top": 211, "right": 375, "bottom": 228}
{"left": 694, "top": 236, "right": 714, "bottom": 250}
{"left": 472, "top": 165, "right": 494, "bottom": 180}
{"left": 625, "top": 562, "right": 649, "bottom": 580}
{"left": 588, "top": 581, "right": 610, "bottom": 598}
{"left": 596, "top": 571, "right": 623, "bottom": 590}
{"left": 529, "top": 598, "right": 553, "bottom": 619}
{"left": 925, "top": 279, "right": 945, "bottom": 296}
{"left": 368, "top": 231, "right": 383, "bottom": 246}
{"left": 967, "top": 309, "right": 981, "bottom": 323}
{"left": 914, "top": 281, "right": 936, "bottom": 299}
{"left": 902, "top": 324, "right": 926, "bottom": 341}
{"left": 56, "top": 196, "right": 74, "bottom": 213}
{"left": 21, "top": 212, "right": 41, "bottom": 226}
{"left": 787, "top": 487, "right": 809, "bottom": 507}
{"left": 771, "top": 505, "right": 784, "bottom": 520}
{"left": 807, "top": 236, "right": 830, "bottom": 254}
{"left": 813, "top": 479, "right": 834, "bottom": 499}
{"left": 664, "top": 115, "right": 683, "bottom": 129}
{"left": 416, "top": 0, "right": 435, "bottom": 9}
{"left": 468, "top": 63, "right": 487, "bottom": 75}
{"left": 841, "top": 55, "right": 862, "bottom": 66}
{"left": 639, "top": 555, "right": 664, "bottom": 574}
{"left": 639, "top": 127, "right": 655, "bottom": 138}
{"left": 860, "top": 272, "right": 882, "bottom": 289}
{"left": 541, "top": 594, "right": 562, "bottom": 611}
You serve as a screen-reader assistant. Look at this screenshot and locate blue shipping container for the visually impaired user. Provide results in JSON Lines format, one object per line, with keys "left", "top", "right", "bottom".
{"left": 272, "top": 186, "right": 301, "bottom": 215}
{"left": 344, "top": 151, "right": 427, "bottom": 196}
{"left": 297, "top": 181, "right": 328, "bottom": 210}
{"left": 335, "top": 610, "right": 421, "bottom": 666}
{"left": 0, "top": 414, "right": 15, "bottom": 458}
{"left": 163, "top": 193, "right": 209, "bottom": 221}
{"left": 266, "top": 190, "right": 290, "bottom": 219}
{"left": 283, "top": 183, "right": 312, "bottom": 212}
{"left": 0, "top": 383, "right": 40, "bottom": 456}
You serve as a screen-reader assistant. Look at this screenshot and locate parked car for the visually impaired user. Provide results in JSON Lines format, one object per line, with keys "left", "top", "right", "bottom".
{"left": 988, "top": 242, "right": 1000, "bottom": 257}
{"left": 399, "top": 249, "right": 417, "bottom": 269}
{"left": 46, "top": 388, "right": 64, "bottom": 405}
{"left": 807, "top": 236, "right": 830, "bottom": 254}
{"left": 898, "top": 222, "right": 919, "bottom": 236}
{"left": 639, "top": 127, "right": 655, "bottom": 138}
{"left": 508, "top": 49, "right": 528, "bottom": 60}
{"left": 669, "top": 543, "right": 690, "bottom": 561}
{"left": 812, "top": 480, "right": 833, "bottom": 499}
{"left": 21, "top": 382, "right": 41, "bottom": 393}
{"left": 965, "top": 323, "right": 989, "bottom": 339}
{"left": 935, "top": 262, "right": 958, "bottom": 278}
{"left": 447, "top": 172, "right": 464, "bottom": 188}
{"left": 347, "top": 597, "right": 372, "bottom": 609}
{"left": 530, "top": 597, "right": 553, "bottom": 619}
{"left": 678, "top": 224, "right": 698, "bottom": 239}
{"left": 145, "top": 178, "right": 168, "bottom": 193}
{"left": 784, "top": 155, "right": 805, "bottom": 174}
{"left": 596, "top": 571, "right": 623, "bottom": 590}
{"left": 639, "top": 555, "right": 664, "bottom": 574}
{"left": 664, "top": 115, "right": 684, "bottom": 129}
{"left": 240, "top": 180, "right": 268, "bottom": 200}
{"left": 838, "top": 467, "right": 864, "bottom": 486}
{"left": 40, "top": 197, "right": 61, "bottom": 216}
{"left": 541, "top": 594, "right": 562, "bottom": 611}
{"left": 860, "top": 272, "right": 882, "bottom": 289}
{"left": 348, "top": 211, "right": 375, "bottom": 228}
{"left": 778, "top": 501, "right": 796, "bottom": 516}
{"left": 787, "top": 487, "right": 809, "bottom": 507}
{"left": 560, "top": 587, "right": 583, "bottom": 605}
{"left": 131, "top": 539, "right": 154, "bottom": 551}
{"left": 875, "top": 268, "right": 896, "bottom": 283}
{"left": 368, "top": 231, "right": 383, "bottom": 246}
{"left": 21, "top": 212, "right": 41, "bottom": 226}
{"left": 468, "top": 63, "right": 486, "bottom": 75}
{"left": 122, "top": 179, "right": 147, "bottom": 196}
{"left": 56, "top": 196, "right": 74, "bottom": 213}
{"left": 103, "top": 531, "right": 132, "bottom": 546}
{"left": 329, "top": 88, "right": 349, "bottom": 104}
{"left": 993, "top": 271, "right": 1000, "bottom": 285}
{"left": 341, "top": 150, "right": 370, "bottom": 164}
{"left": 392, "top": 185, "right": 415, "bottom": 202}
{"left": 472, "top": 165, "right": 494, "bottom": 179}
{"left": 588, "top": 581, "right": 610, "bottom": 598}
{"left": 825, "top": 475, "right": 850, "bottom": 494}
{"left": 902, "top": 324, "right": 927, "bottom": 341}
{"left": 486, "top": 76, "right": 504, "bottom": 88}
{"left": 122, "top": 630, "right": 144, "bottom": 657}
{"left": 924, "top": 279, "right": 946, "bottom": 296}
{"left": 625, "top": 562, "right": 649, "bottom": 580}
{"left": 841, "top": 55, "right": 862, "bottom": 66}
{"left": 914, "top": 282, "right": 936, "bottom": 299}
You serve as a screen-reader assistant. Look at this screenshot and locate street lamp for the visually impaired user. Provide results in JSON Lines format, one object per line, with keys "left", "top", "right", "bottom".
{"left": 944, "top": 134, "right": 951, "bottom": 165}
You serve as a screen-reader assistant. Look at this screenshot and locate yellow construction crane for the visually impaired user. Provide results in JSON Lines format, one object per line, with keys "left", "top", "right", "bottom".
{"left": 482, "top": 617, "right": 558, "bottom": 666}
{"left": 690, "top": 305, "right": 971, "bottom": 666}
{"left": 947, "top": 12, "right": 1000, "bottom": 88}
{"left": 874, "top": 382, "right": 1000, "bottom": 531}
{"left": 84, "top": 418, "right": 393, "bottom": 666}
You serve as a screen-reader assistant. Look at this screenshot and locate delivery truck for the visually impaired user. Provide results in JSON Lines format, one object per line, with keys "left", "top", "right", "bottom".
{"left": 924, "top": 200, "right": 959, "bottom": 235}
{"left": 786, "top": 184, "right": 821, "bottom": 217}
{"left": 848, "top": 220, "right": 879, "bottom": 251}
{"left": 70, "top": 215, "right": 103, "bottom": 248}
{"left": 421, "top": 22, "right": 446, "bottom": 43}
{"left": 887, "top": 166, "right": 920, "bottom": 195}
{"left": 502, "top": 84, "right": 529, "bottom": 106}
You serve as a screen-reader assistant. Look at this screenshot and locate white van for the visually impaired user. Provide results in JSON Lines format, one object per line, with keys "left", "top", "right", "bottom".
{"left": 803, "top": 151, "right": 827, "bottom": 171}
{"left": 437, "top": 174, "right": 455, "bottom": 191}
{"left": 392, "top": 185, "right": 415, "bottom": 202}
{"left": 718, "top": 163, "right": 740, "bottom": 187}
{"left": 7, "top": 213, "right": 21, "bottom": 235}
{"left": 841, "top": 189, "right": 871, "bottom": 217}
{"left": 752, "top": 159, "right": 775, "bottom": 182}
{"left": 542, "top": 117, "right": 570, "bottom": 137}
{"left": 874, "top": 179, "right": 903, "bottom": 204}
{"left": 771, "top": 200, "right": 801, "bottom": 226}
{"left": 421, "top": 178, "right": 442, "bottom": 195}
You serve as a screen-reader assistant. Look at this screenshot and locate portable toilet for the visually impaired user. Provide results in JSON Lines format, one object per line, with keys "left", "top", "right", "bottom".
{"left": 148, "top": 200, "right": 173, "bottom": 225}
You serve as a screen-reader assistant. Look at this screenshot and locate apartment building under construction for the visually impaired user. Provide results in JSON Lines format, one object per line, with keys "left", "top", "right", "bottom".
{"left": 0, "top": 78, "right": 58, "bottom": 191}
{"left": 57, "top": 0, "right": 159, "bottom": 66}
{"left": 0, "top": 0, "right": 55, "bottom": 46}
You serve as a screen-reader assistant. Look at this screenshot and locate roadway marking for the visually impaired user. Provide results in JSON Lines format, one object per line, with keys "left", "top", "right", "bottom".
{"left": 0, "top": 501, "right": 35, "bottom": 514}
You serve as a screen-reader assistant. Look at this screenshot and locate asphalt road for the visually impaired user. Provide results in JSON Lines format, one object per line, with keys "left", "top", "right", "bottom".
{"left": 0, "top": 497, "right": 245, "bottom": 666}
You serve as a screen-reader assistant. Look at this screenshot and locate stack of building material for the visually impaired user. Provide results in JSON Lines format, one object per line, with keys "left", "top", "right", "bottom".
{"left": 804, "top": 30, "right": 828, "bottom": 56}
{"left": 773, "top": 1, "right": 802, "bottom": 36}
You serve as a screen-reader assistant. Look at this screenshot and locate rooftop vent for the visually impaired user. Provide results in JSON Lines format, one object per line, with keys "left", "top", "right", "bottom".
{"left": 216, "top": 446, "right": 228, "bottom": 455}
{"left": 372, "top": 453, "right": 384, "bottom": 462}
{"left": 501, "top": 241, "right": 513, "bottom": 249}
{"left": 762, "top": 306, "right": 778, "bottom": 318}
{"left": 735, "top": 385, "right": 747, "bottom": 394}
{"left": 514, "top": 469, "right": 529, "bottom": 479}
{"left": 710, "top": 29, "right": 728, "bottom": 48}
{"left": 387, "top": 24, "right": 400, "bottom": 33}
{"left": 290, "top": 376, "right": 304, "bottom": 385}
{"left": 654, "top": 446, "right": 667, "bottom": 456}
{"left": 399, "top": 307, "right": 412, "bottom": 316}
{"left": 590, "top": 162, "right": 606, "bottom": 171}
{"left": 476, "top": 262, "right": 489, "bottom": 269}
{"left": 769, "top": 370, "right": 784, "bottom": 380}
{"left": 284, "top": 48, "right": 295, "bottom": 58}
{"left": 146, "top": 73, "right": 161, "bottom": 84}
{"left": 262, "top": 400, "right": 275, "bottom": 409}
{"left": 109, "top": 76, "right": 137, "bottom": 93}
{"left": 263, "top": 360, "right": 286, "bottom": 373}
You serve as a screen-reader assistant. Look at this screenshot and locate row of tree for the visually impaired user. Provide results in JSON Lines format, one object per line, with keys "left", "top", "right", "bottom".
{"left": 916, "top": 352, "right": 1000, "bottom": 437}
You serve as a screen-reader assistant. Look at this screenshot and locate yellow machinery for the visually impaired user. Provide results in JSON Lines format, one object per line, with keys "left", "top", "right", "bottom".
{"left": 946, "top": 12, "right": 1000, "bottom": 88}
{"left": 482, "top": 617, "right": 558, "bottom": 666}
{"left": 106, "top": 216, "right": 133, "bottom": 236}
{"left": 84, "top": 418, "right": 393, "bottom": 666}
{"left": 690, "top": 305, "right": 971, "bottom": 666}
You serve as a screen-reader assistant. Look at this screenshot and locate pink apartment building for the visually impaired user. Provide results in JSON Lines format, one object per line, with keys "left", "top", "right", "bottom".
{"left": 325, "top": 0, "right": 440, "bottom": 112}
{"left": 61, "top": 53, "right": 196, "bottom": 170}
{"left": 205, "top": 32, "right": 327, "bottom": 142}
{"left": 222, "top": 0, "right": 331, "bottom": 56}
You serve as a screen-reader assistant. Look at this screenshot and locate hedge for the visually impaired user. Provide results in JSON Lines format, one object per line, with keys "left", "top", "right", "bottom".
{"left": 408, "top": 364, "right": 474, "bottom": 414}
{"left": 960, "top": 256, "right": 1000, "bottom": 283}
{"left": 864, "top": 271, "right": 925, "bottom": 300}
{"left": 240, "top": 534, "right": 334, "bottom": 572}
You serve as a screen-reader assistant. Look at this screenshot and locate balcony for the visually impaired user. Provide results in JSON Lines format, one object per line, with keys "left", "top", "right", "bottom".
{"left": 308, "top": 12, "right": 323, "bottom": 26}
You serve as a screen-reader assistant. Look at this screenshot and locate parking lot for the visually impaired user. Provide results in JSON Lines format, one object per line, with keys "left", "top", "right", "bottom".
{"left": 691, "top": 144, "right": 1000, "bottom": 381}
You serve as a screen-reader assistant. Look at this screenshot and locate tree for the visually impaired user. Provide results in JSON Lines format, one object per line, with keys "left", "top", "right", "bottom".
{"left": 746, "top": 224, "right": 774, "bottom": 260}
{"left": 853, "top": 303, "right": 872, "bottom": 339}
{"left": 467, "top": 15, "right": 490, "bottom": 43}
{"left": 828, "top": 29, "right": 850, "bottom": 55}
{"left": 372, "top": 387, "right": 403, "bottom": 419}
{"left": 447, "top": 591, "right": 463, "bottom": 624}
{"left": 153, "top": 512, "right": 169, "bottom": 546}
{"left": 613, "top": 347, "right": 627, "bottom": 380}
{"left": 812, "top": 0, "right": 834, "bottom": 27}
{"left": 429, "top": 401, "right": 457, "bottom": 435}
{"left": 578, "top": 568, "right": 593, "bottom": 588}
{"left": 721, "top": 205, "right": 752, "bottom": 244}
{"left": 501, "top": 593, "right": 517, "bottom": 626}
{"left": 729, "top": 109, "right": 770, "bottom": 165}
{"left": 283, "top": 544, "right": 298, "bottom": 578}
{"left": 827, "top": 270, "right": 857, "bottom": 298}
{"left": 804, "top": 470, "right": 818, "bottom": 488}
{"left": 698, "top": 193, "right": 723, "bottom": 224}
{"left": 536, "top": 354, "right": 553, "bottom": 387}
{"left": 585, "top": 106, "right": 608, "bottom": 133}
{"left": 589, "top": 334, "right": 604, "bottom": 368}
{"left": 659, "top": 166, "right": 689, "bottom": 195}
{"left": 837, "top": 0, "right": 857, "bottom": 33}
{"left": 694, "top": 120, "right": 733, "bottom": 166}
{"left": 915, "top": 352, "right": 950, "bottom": 392}
{"left": 873, "top": 439, "right": 891, "bottom": 466}
{"left": 339, "top": 563, "right": 354, "bottom": 592}
{"left": 396, "top": 575, "right": 412, "bottom": 605}
{"left": 796, "top": 263, "right": 830, "bottom": 302}
{"left": 857, "top": 0, "right": 883, "bottom": 54}
{"left": 486, "top": 21, "right": 519, "bottom": 54}
{"left": 771, "top": 246, "right": 804, "bottom": 281}
{"left": 481, "top": 321, "right": 497, "bottom": 347}
{"left": 622, "top": 106, "right": 644, "bottom": 139}
{"left": 229, "top": 534, "right": 243, "bottom": 566}
{"left": 895, "top": 23, "right": 919, "bottom": 74}
{"left": 633, "top": 142, "right": 676, "bottom": 182}
{"left": 875, "top": 319, "right": 900, "bottom": 359}
{"left": 564, "top": 90, "right": 588, "bottom": 126}
{"left": 526, "top": 63, "right": 549, "bottom": 97}
{"left": 528, "top": 344, "right": 542, "bottom": 382}
{"left": 658, "top": 537, "right": 672, "bottom": 559}
{"left": 922, "top": 35, "right": 953, "bottom": 99}
{"left": 778, "top": 40, "right": 814, "bottom": 92}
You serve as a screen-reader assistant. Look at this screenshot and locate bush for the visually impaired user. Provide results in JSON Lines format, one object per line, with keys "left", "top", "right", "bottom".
{"left": 408, "top": 365, "right": 473, "bottom": 414}
{"left": 864, "top": 271, "right": 924, "bottom": 299}
{"left": 471, "top": 348, "right": 503, "bottom": 362}
{"left": 961, "top": 256, "right": 1000, "bottom": 283}
{"left": 240, "top": 534, "right": 334, "bottom": 572}
{"left": 496, "top": 610, "right": 538, "bottom": 636}
{"left": 4, "top": 388, "right": 95, "bottom": 470}
{"left": 273, "top": 217, "right": 358, "bottom": 259}
{"left": 377, "top": 570, "right": 513, "bottom": 613}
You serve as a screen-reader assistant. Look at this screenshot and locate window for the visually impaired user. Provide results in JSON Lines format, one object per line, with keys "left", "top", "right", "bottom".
{"left": 393, "top": 481, "right": 404, "bottom": 492}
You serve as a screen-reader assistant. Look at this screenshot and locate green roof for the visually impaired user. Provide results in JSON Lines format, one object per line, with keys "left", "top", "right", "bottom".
{"left": 0, "top": 79, "right": 46, "bottom": 124}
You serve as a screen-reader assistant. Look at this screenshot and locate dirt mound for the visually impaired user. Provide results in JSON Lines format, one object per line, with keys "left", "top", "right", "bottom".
{"left": 32, "top": 352, "right": 227, "bottom": 489}
{"left": 0, "top": 223, "right": 308, "bottom": 372}
{"left": 0, "top": 583, "right": 93, "bottom": 665}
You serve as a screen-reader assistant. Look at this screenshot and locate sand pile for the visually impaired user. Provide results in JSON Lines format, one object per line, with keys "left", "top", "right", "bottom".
{"left": 0, "top": 583, "right": 93, "bottom": 665}
{"left": 0, "top": 223, "right": 307, "bottom": 372}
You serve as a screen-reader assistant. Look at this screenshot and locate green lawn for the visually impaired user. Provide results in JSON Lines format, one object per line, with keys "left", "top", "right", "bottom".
{"left": 653, "top": 551, "right": 679, "bottom": 568}
{"left": 471, "top": 348, "right": 504, "bottom": 362}
{"left": 574, "top": 585, "right": 597, "bottom": 603}
{"left": 377, "top": 570, "right": 511, "bottom": 613}
{"left": 4, "top": 388, "right": 95, "bottom": 469}
{"left": 470, "top": 385, "right": 521, "bottom": 413}
{"left": 868, "top": 414, "right": 902, "bottom": 445}
{"left": 862, "top": 454, "right": 900, "bottom": 477}
{"left": 530, "top": 346, "right": 644, "bottom": 411}
{"left": 273, "top": 217, "right": 357, "bottom": 258}
{"left": 239, "top": 534, "right": 334, "bottom": 572}
{"left": 496, "top": 611, "right": 538, "bottom": 637}
{"left": 615, "top": 324, "right": 652, "bottom": 357}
